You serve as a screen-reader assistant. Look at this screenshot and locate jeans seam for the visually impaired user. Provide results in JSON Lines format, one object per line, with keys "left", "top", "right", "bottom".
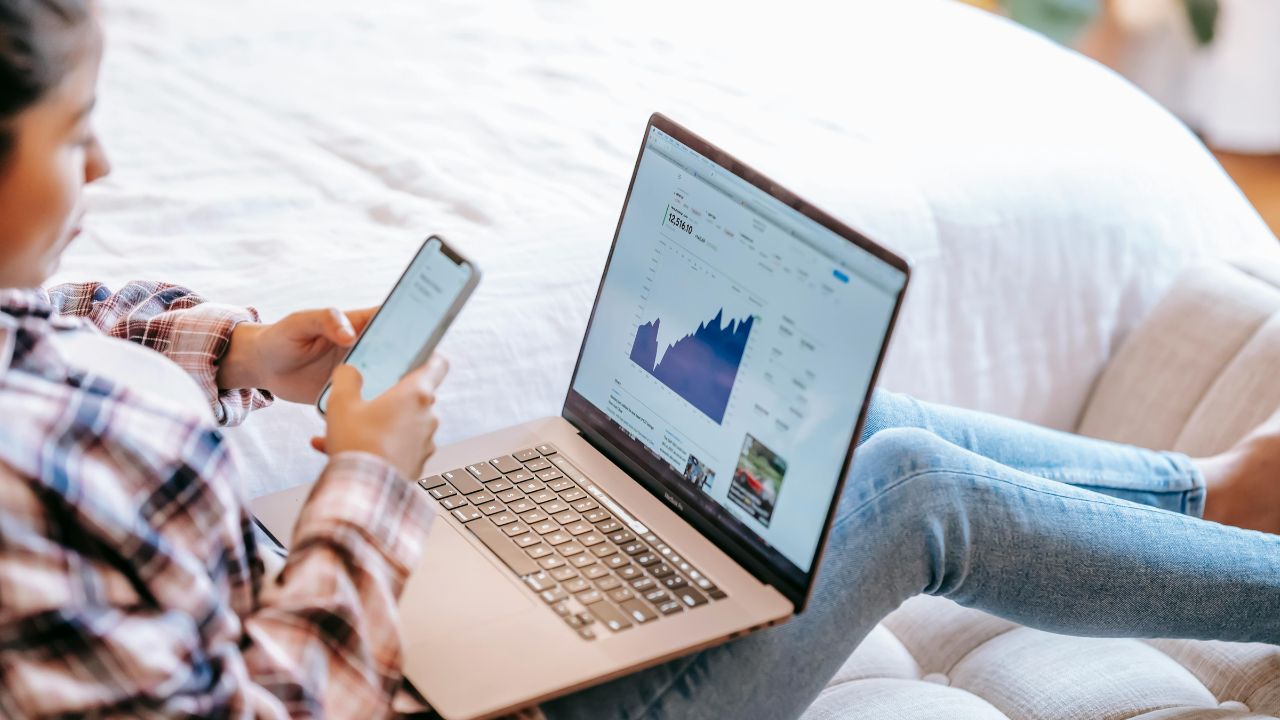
{"left": 841, "top": 466, "right": 1210, "bottom": 527}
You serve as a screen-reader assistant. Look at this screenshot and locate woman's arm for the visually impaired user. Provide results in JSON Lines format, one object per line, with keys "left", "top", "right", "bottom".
{"left": 46, "top": 280, "right": 271, "bottom": 425}
{"left": 0, "top": 441, "right": 430, "bottom": 719}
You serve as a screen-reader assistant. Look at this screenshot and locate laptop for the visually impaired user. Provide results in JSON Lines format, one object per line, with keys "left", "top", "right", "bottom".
{"left": 251, "top": 113, "right": 910, "bottom": 719}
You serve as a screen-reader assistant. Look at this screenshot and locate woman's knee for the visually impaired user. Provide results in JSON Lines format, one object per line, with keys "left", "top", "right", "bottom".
{"left": 844, "top": 427, "right": 969, "bottom": 507}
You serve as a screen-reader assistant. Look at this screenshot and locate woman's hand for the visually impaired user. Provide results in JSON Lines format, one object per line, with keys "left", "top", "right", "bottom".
{"left": 217, "top": 306, "right": 377, "bottom": 403}
{"left": 313, "top": 355, "right": 450, "bottom": 479}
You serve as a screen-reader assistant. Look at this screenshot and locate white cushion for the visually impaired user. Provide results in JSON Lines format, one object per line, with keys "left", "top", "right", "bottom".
{"left": 812, "top": 262, "right": 1280, "bottom": 719}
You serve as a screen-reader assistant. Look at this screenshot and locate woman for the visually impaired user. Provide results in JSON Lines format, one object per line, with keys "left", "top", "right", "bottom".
{"left": 0, "top": 2, "right": 1276, "bottom": 718}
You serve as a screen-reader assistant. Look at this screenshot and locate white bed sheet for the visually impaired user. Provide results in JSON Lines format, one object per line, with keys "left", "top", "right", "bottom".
{"left": 58, "top": 0, "right": 1279, "bottom": 499}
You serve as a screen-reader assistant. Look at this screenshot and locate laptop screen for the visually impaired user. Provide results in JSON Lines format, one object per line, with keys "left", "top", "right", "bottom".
{"left": 565, "top": 119, "right": 907, "bottom": 602}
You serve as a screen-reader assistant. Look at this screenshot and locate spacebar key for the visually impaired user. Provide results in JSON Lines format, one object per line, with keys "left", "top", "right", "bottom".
{"left": 468, "top": 518, "right": 540, "bottom": 576}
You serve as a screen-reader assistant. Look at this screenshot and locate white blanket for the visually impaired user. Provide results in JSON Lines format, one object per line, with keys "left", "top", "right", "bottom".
{"left": 58, "top": 0, "right": 1279, "bottom": 498}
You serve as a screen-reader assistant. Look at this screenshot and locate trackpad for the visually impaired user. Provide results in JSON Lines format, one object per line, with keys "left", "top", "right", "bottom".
{"left": 400, "top": 520, "right": 535, "bottom": 620}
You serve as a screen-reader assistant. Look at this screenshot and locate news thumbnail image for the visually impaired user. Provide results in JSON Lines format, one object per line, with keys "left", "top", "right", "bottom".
{"left": 681, "top": 454, "right": 716, "bottom": 492}
{"left": 728, "top": 434, "right": 788, "bottom": 526}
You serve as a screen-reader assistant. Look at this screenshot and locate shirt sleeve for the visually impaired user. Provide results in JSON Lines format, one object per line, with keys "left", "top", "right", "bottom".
{"left": 46, "top": 281, "right": 272, "bottom": 425}
{"left": 0, "top": 442, "right": 433, "bottom": 719}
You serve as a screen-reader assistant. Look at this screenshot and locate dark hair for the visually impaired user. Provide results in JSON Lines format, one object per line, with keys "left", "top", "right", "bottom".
{"left": 0, "top": 0, "right": 89, "bottom": 157}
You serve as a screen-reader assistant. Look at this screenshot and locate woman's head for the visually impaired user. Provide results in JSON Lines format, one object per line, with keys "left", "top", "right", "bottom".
{"left": 0, "top": 0, "right": 109, "bottom": 289}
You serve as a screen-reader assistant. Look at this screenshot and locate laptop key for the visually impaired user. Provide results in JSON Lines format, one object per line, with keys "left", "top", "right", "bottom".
{"left": 621, "top": 598, "right": 658, "bottom": 624}
{"left": 518, "top": 480, "right": 545, "bottom": 493}
{"left": 708, "top": 588, "right": 727, "bottom": 600}
{"left": 536, "top": 469, "right": 563, "bottom": 482}
{"left": 583, "top": 565, "right": 610, "bottom": 580}
{"left": 467, "top": 518, "right": 539, "bottom": 575}
{"left": 526, "top": 544, "right": 553, "bottom": 559}
{"left": 418, "top": 475, "right": 446, "bottom": 490}
{"left": 443, "top": 469, "right": 484, "bottom": 495}
{"left": 545, "top": 531, "right": 572, "bottom": 546}
{"left": 491, "top": 512, "right": 519, "bottom": 527}
{"left": 542, "top": 499, "right": 569, "bottom": 514}
{"left": 502, "top": 522, "right": 530, "bottom": 537}
{"left": 525, "top": 457, "right": 552, "bottom": 472}
{"left": 440, "top": 496, "right": 469, "bottom": 510}
{"left": 540, "top": 588, "right": 568, "bottom": 604}
{"left": 564, "top": 577, "right": 590, "bottom": 594}
{"left": 539, "top": 555, "right": 567, "bottom": 570}
{"left": 635, "top": 553, "right": 659, "bottom": 567}
{"left": 631, "top": 577, "right": 657, "bottom": 592}
{"left": 478, "top": 502, "right": 505, "bottom": 516}
{"left": 509, "top": 470, "right": 535, "bottom": 484}
{"left": 551, "top": 566, "right": 579, "bottom": 582}
{"left": 605, "top": 555, "right": 630, "bottom": 569}
{"left": 657, "top": 600, "right": 684, "bottom": 615}
{"left": 650, "top": 564, "right": 674, "bottom": 578}
{"left": 678, "top": 587, "right": 709, "bottom": 607}
{"left": 583, "top": 509, "right": 610, "bottom": 523}
{"left": 560, "top": 488, "right": 587, "bottom": 502}
{"left": 621, "top": 541, "right": 646, "bottom": 555}
{"left": 509, "top": 499, "right": 536, "bottom": 513}
{"left": 609, "top": 587, "right": 636, "bottom": 603}
{"left": 467, "top": 463, "right": 502, "bottom": 483}
{"left": 571, "top": 498, "right": 599, "bottom": 512}
{"left": 576, "top": 589, "right": 604, "bottom": 605}
{"left": 487, "top": 479, "right": 514, "bottom": 493}
{"left": 532, "top": 521, "right": 558, "bottom": 535}
{"left": 531, "top": 490, "right": 557, "bottom": 504}
{"left": 469, "top": 491, "right": 497, "bottom": 505}
{"left": 570, "top": 554, "right": 597, "bottom": 568}
{"left": 553, "top": 511, "right": 582, "bottom": 525}
{"left": 597, "top": 519, "right": 623, "bottom": 533}
{"left": 522, "top": 510, "right": 550, "bottom": 525}
{"left": 451, "top": 507, "right": 482, "bottom": 523}
{"left": 579, "top": 532, "right": 606, "bottom": 547}
{"left": 513, "top": 448, "right": 539, "bottom": 462}
{"left": 524, "top": 572, "right": 555, "bottom": 591}
{"left": 429, "top": 486, "right": 456, "bottom": 500}
{"left": 591, "top": 544, "right": 617, "bottom": 558}
{"left": 644, "top": 589, "right": 671, "bottom": 604}
{"left": 608, "top": 530, "right": 635, "bottom": 544}
{"left": 663, "top": 576, "right": 688, "bottom": 590}
{"left": 559, "top": 542, "right": 585, "bottom": 557}
{"left": 536, "top": 443, "right": 558, "bottom": 456}
{"left": 594, "top": 575, "right": 621, "bottom": 591}
{"left": 588, "top": 601, "right": 633, "bottom": 632}
{"left": 578, "top": 627, "right": 597, "bottom": 641}
{"left": 566, "top": 521, "right": 593, "bottom": 536}
{"left": 491, "top": 456, "right": 523, "bottom": 474}
{"left": 547, "top": 478, "right": 575, "bottom": 492}
{"left": 616, "top": 565, "right": 642, "bottom": 581}
{"left": 514, "top": 534, "right": 542, "bottom": 548}
{"left": 498, "top": 489, "right": 523, "bottom": 503}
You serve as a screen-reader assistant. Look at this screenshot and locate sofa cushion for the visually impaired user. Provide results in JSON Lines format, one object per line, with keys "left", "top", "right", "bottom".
{"left": 809, "top": 262, "right": 1280, "bottom": 719}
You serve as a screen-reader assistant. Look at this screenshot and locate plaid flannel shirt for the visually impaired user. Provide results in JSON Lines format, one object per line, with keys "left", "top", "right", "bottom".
{"left": 0, "top": 282, "right": 436, "bottom": 718}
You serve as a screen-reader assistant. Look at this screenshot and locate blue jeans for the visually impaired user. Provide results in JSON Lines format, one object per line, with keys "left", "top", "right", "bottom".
{"left": 542, "top": 390, "right": 1280, "bottom": 720}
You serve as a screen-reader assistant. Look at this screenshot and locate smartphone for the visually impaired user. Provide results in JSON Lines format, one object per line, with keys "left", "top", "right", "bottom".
{"left": 317, "top": 235, "right": 479, "bottom": 414}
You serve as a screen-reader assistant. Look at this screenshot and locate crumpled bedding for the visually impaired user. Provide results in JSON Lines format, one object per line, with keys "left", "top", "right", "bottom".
{"left": 57, "top": 0, "right": 1279, "bottom": 499}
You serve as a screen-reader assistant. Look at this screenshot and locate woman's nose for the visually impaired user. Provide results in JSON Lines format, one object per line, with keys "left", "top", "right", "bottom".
{"left": 85, "top": 134, "right": 111, "bottom": 184}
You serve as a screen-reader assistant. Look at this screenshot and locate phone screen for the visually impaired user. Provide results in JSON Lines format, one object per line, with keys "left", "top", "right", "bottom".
{"left": 318, "top": 237, "right": 474, "bottom": 412}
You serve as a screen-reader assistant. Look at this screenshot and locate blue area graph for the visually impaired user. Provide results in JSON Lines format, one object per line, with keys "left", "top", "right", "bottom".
{"left": 630, "top": 309, "right": 754, "bottom": 424}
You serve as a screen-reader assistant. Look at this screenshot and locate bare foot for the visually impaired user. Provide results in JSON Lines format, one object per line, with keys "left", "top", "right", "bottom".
{"left": 1194, "top": 408, "right": 1280, "bottom": 534}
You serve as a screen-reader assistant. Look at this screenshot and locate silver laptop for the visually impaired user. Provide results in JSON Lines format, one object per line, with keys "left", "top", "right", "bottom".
{"left": 252, "top": 113, "right": 910, "bottom": 719}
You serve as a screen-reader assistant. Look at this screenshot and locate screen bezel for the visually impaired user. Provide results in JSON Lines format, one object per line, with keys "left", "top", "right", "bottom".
{"left": 561, "top": 113, "right": 911, "bottom": 612}
{"left": 316, "top": 234, "right": 480, "bottom": 414}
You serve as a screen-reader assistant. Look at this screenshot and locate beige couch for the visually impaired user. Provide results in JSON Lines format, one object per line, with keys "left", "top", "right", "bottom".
{"left": 805, "top": 262, "right": 1280, "bottom": 719}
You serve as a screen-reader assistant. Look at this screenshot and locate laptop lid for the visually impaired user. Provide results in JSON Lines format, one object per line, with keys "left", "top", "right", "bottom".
{"left": 563, "top": 114, "right": 910, "bottom": 611}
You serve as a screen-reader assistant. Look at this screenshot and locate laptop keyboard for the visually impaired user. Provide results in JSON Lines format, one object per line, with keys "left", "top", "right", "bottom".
{"left": 418, "top": 443, "right": 728, "bottom": 640}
